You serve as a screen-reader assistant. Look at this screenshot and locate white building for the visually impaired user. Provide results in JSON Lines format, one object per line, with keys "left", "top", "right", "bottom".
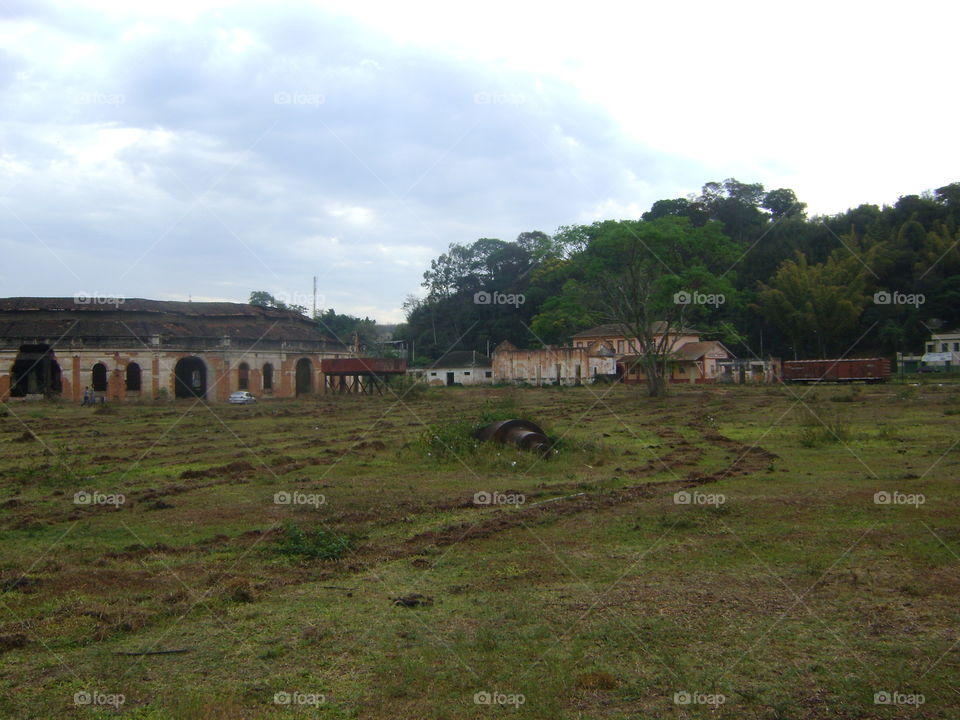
{"left": 411, "top": 351, "right": 493, "bottom": 386}
{"left": 898, "top": 330, "right": 960, "bottom": 372}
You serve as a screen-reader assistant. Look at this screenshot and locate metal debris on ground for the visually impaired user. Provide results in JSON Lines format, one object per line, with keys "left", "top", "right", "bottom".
{"left": 475, "top": 419, "right": 554, "bottom": 457}
{"left": 391, "top": 594, "right": 434, "bottom": 607}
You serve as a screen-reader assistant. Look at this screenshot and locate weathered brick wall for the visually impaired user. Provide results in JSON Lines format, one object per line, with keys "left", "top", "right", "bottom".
{"left": 0, "top": 347, "right": 345, "bottom": 402}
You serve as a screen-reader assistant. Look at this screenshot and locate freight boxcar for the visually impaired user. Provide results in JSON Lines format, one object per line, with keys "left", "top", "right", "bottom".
{"left": 782, "top": 358, "right": 891, "bottom": 383}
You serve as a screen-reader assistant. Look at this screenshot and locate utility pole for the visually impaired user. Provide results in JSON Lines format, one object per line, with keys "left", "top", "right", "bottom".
{"left": 312, "top": 275, "right": 317, "bottom": 319}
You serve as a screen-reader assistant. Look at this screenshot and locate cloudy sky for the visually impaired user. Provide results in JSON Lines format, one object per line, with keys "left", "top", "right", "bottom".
{"left": 1, "top": 1, "right": 957, "bottom": 322}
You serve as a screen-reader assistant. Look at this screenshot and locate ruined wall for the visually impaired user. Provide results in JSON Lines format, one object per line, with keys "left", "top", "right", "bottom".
{"left": 492, "top": 347, "right": 614, "bottom": 386}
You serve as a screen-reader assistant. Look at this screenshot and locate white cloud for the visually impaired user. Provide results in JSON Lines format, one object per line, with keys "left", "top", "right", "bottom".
{"left": 0, "top": 0, "right": 956, "bottom": 323}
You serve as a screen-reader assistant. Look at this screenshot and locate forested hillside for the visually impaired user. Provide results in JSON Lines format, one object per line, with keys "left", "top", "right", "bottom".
{"left": 394, "top": 179, "right": 960, "bottom": 362}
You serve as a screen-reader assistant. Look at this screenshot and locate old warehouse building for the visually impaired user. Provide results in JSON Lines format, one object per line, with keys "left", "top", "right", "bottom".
{"left": 0, "top": 298, "right": 356, "bottom": 403}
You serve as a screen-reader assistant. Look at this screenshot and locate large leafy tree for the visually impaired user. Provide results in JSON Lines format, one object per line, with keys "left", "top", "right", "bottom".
{"left": 538, "top": 216, "right": 738, "bottom": 397}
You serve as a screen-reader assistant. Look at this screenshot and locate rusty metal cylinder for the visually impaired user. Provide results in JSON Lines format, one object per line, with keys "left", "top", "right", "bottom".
{"left": 475, "top": 419, "right": 553, "bottom": 457}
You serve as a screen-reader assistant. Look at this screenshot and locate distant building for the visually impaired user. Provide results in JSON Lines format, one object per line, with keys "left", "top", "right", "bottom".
{"left": 0, "top": 297, "right": 355, "bottom": 402}
{"left": 492, "top": 340, "right": 617, "bottom": 386}
{"left": 715, "top": 357, "right": 782, "bottom": 384}
{"left": 412, "top": 350, "right": 493, "bottom": 386}
{"left": 576, "top": 323, "right": 735, "bottom": 384}
{"left": 898, "top": 330, "right": 960, "bottom": 372}
{"left": 618, "top": 340, "right": 734, "bottom": 385}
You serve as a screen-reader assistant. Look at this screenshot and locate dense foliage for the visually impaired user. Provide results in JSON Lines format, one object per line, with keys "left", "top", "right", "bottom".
{"left": 394, "top": 179, "right": 960, "bottom": 362}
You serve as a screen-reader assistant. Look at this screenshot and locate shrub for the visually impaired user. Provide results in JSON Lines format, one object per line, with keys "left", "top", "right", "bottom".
{"left": 275, "top": 522, "right": 353, "bottom": 560}
{"left": 418, "top": 420, "right": 480, "bottom": 459}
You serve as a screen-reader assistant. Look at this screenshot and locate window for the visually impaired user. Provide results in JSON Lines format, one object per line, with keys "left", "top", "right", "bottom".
{"left": 927, "top": 344, "right": 934, "bottom": 352}
{"left": 238, "top": 362, "right": 249, "bottom": 390}
{"left": 430, "top": 371, "right": 437, "bottom": 376}
{"left": 125, "top": 362, "right": 141, "bottom": 392}
{"left": 617, "top": 340, "right": 624, "bottom": 353}
{"left": 262, "top": 363, "right": 273, "bottom": 390}
{"left": 485, "top": 371, "right": 492, "bottom": 378}
{"left": 942, "top": 343, "right": 948, "bottom": 352}
{"left": 91, "top": 363, "right": 108, "bottom": 392}
{"left": 464, "top": 371, "right": 470, "bottom": 376}
{"left": 954, "top": 343, "right": 959, "bottom": 352}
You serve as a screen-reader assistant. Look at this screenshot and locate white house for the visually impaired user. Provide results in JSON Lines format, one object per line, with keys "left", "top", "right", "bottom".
{"left": 411, "top": 351, "right": 493, "bottom": 386}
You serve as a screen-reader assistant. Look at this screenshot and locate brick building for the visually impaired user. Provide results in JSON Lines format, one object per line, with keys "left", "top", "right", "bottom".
{"left": 0, "top": 298, "right": 355, "bottom": 403}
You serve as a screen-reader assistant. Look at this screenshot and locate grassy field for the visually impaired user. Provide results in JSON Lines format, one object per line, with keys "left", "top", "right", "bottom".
{"left": 0, "top": 382, "right": 957, "bottom": 719}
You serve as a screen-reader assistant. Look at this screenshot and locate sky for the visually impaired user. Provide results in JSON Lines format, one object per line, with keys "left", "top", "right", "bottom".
{"left": 1, "top": 0, "right": 958, "bottom": 323}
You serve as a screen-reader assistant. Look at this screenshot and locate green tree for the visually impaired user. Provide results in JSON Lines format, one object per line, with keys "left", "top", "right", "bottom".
{"left": 560, "top": 216, "right": 738, "bottom": 397}
{"left": 755, "top": 253, "right": 868, "bottom": 358}
{"left": 248, "top": 290, "right": 307, "bottom": 315}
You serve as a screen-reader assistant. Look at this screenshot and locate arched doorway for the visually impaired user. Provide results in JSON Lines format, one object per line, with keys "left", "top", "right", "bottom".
{"left": 91, "top": 363, "right": 108, "bottom": 392}
{"left": 295, "top": 358, "right": 313, "bottom": 396}
{"left": 10, "top": 344, "right": 61, "bottom": 397}
{"left": 126, "top": 363, "right": 142, "bottom": 392}
{"left": 174, "top": 357, "right": 207, "bottom": 399}
{"left": 262, "top": 363, "right": 273, "bottom": 391}
{"left": 238, "top": 362, "right": 249, "bottom": 390}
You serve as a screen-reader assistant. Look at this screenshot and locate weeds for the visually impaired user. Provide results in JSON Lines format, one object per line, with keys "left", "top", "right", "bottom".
{"left": 797, "top": 410, "right": 852, "bottom": 447}
{"left": 417, "top": 420, "right": 481, "bottom": 459}
{"left": 896, "top": 386, "right": 917, "bottom": 400}
{"left": 386, "top": 374, "right": 429, "bottom": 401}
{"left": 275, "top": 522, "right": 354, "bottom": 560}
{"left": 830, "top": 387, "right": 860, "bottom": 403}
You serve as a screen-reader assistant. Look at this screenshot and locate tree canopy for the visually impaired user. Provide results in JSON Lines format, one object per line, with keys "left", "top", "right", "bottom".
{"left": 385, "top": 177, "right": 960, "bottom": 368}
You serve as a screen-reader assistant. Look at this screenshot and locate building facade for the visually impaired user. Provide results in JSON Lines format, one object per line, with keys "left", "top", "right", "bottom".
{"left": 898, "top": 330, "right": 960, "bottom": 372}
{"left": 570, "top": 323, "right": 735, "bottom": 384}
{"left": 492, "top": 341, "right": 617, "bottom": 386}
{"left": 411, "top": 351, "right": 493, "bottom": 386}
{"left": 0, "top": 298, "right": 355, "bottom": 403}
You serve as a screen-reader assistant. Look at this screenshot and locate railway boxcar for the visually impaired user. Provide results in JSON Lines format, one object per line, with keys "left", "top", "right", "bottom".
{"left": 782, "top": 358, "right": 891, "bottom": 383}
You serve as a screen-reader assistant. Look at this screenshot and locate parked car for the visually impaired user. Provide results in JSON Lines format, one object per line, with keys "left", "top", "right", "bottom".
{"left": 229, "top": 391, "right": 256, "bottom": 404}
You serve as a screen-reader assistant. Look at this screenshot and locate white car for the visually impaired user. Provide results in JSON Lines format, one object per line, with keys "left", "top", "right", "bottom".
{"left": 229, "top": 391, "right": 256, "bottom": 404}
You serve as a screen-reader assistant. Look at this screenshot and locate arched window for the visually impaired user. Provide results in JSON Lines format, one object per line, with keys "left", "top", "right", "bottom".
{"left": 238, "top": 362, "right": 249, "bottom": 390}
{"left": 295, "top": 358, "right": 312, "bottom": 395}
{"left": 262, "top": 363, "right": 273, "bottom": 391}
{"left": 10, "top": 345, "right": 61, "bottom": 397}
{"left": 91, "top": 363, "right": 108, "bottom": 392}
{"left": 174, "top": 357, "right": 206, "bottom": 399}
{"left": 125, "top": 362, "right": 142, "bottom": 392}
